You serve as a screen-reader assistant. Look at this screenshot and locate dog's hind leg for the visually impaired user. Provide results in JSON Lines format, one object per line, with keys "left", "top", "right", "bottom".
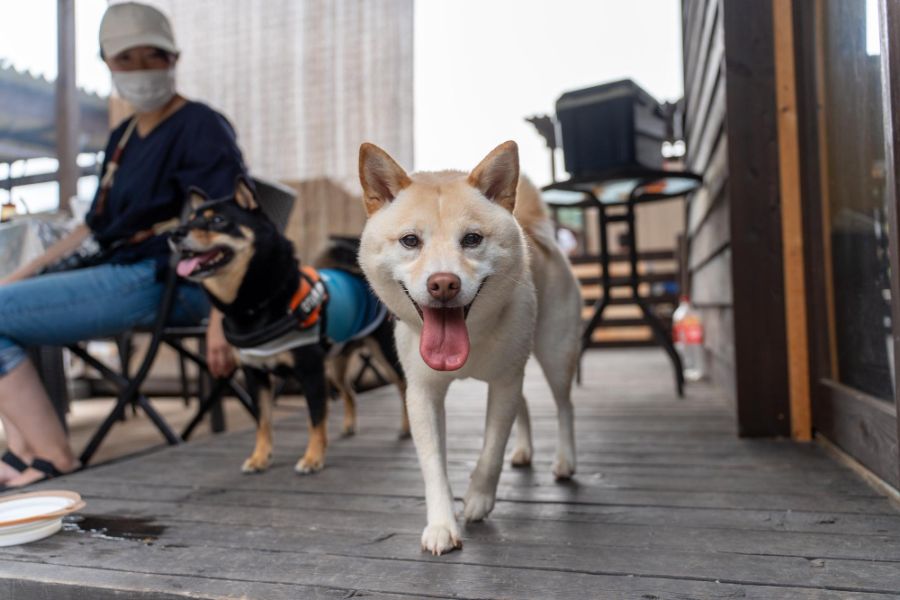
{"left": 463, "top": 372, "right": 523, "bottom": 523}
{"left": 327, "top": 352, "right": 357, "bottom": 436}
{"left": 293, "top": 347, "right": 329, "bottom": 475}
{"left": 367, "top": 318, "right": 410, "bottom": 438}
{"left": 509, "top": 395, "right": 533, "bottom": 468}
{"left": 534, "top": 327, "right": 578, "bottom": 480}
{"left": 242, "top": 367, "right": 274, "bottom": 473}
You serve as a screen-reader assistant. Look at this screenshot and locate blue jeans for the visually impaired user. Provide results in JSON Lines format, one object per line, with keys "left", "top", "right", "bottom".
{"left": 0, "top": 260, "right": 210, "bottom": 376}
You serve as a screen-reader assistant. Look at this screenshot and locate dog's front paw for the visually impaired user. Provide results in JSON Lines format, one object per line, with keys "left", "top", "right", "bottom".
{"left": 241, "top": 453, "right": 271, "bottom": 473}
{"left": 463, "top": 489, "right": 496, "bottom": 522}
{"left": 510, "top": 445, "right": 532, "bottom": 468}
{"left": 421, "top": 522, "right": 462, "bottom": 555}
{"left": 341, "top": 422, "right": 356, "bottom": 437}
{"left": 552, "top": 455, "right": 575, "bottom": 480}
{"left": 294, "top": 454, "right": 325, "bottom": 475}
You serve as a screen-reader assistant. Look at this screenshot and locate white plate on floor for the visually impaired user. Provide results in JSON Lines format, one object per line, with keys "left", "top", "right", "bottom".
{"left": 0, "top": 490, "right": 85, "bottom": 546}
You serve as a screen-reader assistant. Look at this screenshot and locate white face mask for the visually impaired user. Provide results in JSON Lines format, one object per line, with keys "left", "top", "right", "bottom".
{"left": 111, "top": 68, "right": 176, "bottom": 112}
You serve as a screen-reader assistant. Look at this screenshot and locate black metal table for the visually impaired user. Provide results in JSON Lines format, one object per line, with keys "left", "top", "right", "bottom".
{"left": 544, "top": 168, "right": 702, "bottom": 397}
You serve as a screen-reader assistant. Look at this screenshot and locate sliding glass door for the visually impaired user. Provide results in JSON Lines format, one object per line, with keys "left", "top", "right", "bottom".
{"left": 797, "top": 0, "right": 900, "bottom": 487}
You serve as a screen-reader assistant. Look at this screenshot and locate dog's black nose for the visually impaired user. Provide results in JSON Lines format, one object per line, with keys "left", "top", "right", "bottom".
{"left": 427, "top": 273, "right": 461, "bottom": 302}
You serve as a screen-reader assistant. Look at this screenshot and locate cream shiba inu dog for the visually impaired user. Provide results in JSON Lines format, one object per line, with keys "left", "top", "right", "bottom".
{"left": 358, "top": 140, "right": 581, "bottom": 555}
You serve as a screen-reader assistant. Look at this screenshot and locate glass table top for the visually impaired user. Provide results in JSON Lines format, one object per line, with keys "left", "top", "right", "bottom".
{"left": 543, "top": 170, "right": 702, "bottom": 206}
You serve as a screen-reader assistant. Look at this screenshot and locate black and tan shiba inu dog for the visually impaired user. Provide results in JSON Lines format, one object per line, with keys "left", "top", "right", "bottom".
{"left": 170, "top": 178, "right": 407, "bottom": 474}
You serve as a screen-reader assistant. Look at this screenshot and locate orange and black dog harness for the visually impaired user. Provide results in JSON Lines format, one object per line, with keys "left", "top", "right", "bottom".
{"left": 290, "top": 266, "right": 327, "bottom": 329}
{"left": 222, "top": 266, "right": 328, "bottom": 349}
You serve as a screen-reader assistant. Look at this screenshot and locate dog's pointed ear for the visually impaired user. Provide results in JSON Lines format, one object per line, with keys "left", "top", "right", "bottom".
{"left": 187, "top": 187, "right": 208, "bottom": 211}
{"left": 234, "top": 176, "right": 258, "bottom": 211}
{"left": 467, "top": 140, "right": 519, "bottom": 212}
{"left": 359, "top": 143, "right": 411, "bottom": 216}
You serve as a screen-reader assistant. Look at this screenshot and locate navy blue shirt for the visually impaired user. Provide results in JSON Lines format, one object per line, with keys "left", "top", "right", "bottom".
{"left": 86, "top": 101, "right": 249, "bottom": 270}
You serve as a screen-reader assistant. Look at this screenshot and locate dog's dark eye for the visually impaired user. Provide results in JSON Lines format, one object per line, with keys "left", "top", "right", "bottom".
{"left": 399, "top": 234, "right": 420, "bottom": 249}
{"left": 461, "top": 233, "right": 483, "bottom": 248}
{"left": 210, "top": 215, "right": 226, "bottom": 225}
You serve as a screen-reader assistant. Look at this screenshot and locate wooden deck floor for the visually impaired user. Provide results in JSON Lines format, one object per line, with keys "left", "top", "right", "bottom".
{"left": 1, "top": 349, "right": 898, "bottom": 599}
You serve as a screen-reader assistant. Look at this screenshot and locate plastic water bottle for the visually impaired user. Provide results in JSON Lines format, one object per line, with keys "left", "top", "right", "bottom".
{"left": 672, "top": 296, "right": 705, "bottom": 382}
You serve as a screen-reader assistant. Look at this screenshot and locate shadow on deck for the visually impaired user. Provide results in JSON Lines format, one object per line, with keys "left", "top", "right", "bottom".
{"left": 0, "top": 349, "right": 898, "bottom": 599}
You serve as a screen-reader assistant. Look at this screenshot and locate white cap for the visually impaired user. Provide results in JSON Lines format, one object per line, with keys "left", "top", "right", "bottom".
{"left": 99, "top": 2, "right": 178, "bottom": 59}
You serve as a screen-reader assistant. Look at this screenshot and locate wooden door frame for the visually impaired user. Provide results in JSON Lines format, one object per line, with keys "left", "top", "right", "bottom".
{"left": 792, "top": 0, "right": 900, "bottom": 488}
{"left": 878, "top": 0, "right": 900, "bottom": 488}
{"left": 721, "top": 0, "right": 792, "bottom": 438}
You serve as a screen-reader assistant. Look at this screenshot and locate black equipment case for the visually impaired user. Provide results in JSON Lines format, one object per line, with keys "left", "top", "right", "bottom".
{"left": 555, "top": 79, "right": 666, "bottom": 178}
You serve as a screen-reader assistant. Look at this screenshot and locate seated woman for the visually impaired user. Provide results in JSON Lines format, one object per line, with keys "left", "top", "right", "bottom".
{"left": 0, "top": 2, "right": 240, "bottom": 487}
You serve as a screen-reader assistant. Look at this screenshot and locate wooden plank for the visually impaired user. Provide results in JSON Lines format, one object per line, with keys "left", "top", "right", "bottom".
{"left": 0, "top": 566, "right": 412, "bottom": 600}
{"left": 4, "top": 350, "right": 898, "bottom": 598}
{"left": 55, "top": 480, "right": 900, "bottom": 537}
{"left": 687, "top": 133, "right": 728, "bottom": 235}
{"left": 596, "top": 293, "right": 679, "bottom": 307}
{"left": 578, "top": 271, "right": 677, "bottom": 288}
{"left": 721, "top": 0, "right": 791, "bottom": 437}
{"left": 772, "top": 0, "right": 812, "bottom": 441}
{"left": 2, "top": 542, "right": 896, "bottom": 600}
{"left": 699, "top": 304, "right": 736, "bottom": 367}
{"left": 814, "top": 380, "right": 900, "bottom": 489}
{"left": 67, "top": 457, "right": 888, "bottom": 504}
{"left": 691, "top": 247, "right": 732, "bottom": 307}
{"left": 568, "top": 250, "right": 675, "bottom": 265}
{"left": 682, "top": 0, "right": 702, "bottom": 91}
{"left": 811, "top": 0, "right": 840, "bottom": 378}
{"left": 38, "top": 492, "right": 900, "bottom": 562}
{"left": 685, "top": 0, "right": 721, "bottom": 117}
{"left": 879, "top": 0, "right": 900, "bottom": 487}
{"left": 690, "top": 69, "right": 726, "bottom": 177}
{"left": 18, "top": 519, "right": 900, "bottom": 593}
{"left": 688, "top": 192, "right": 729, "bottom": 272}
{"left": 687, "top": 18, "right": 725, "bottom": 163}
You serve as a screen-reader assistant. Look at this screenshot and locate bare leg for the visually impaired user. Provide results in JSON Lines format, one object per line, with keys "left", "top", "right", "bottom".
{"left": 0, "top": 414, "right": 32, "bottom": 483}
{"left": 0, "top": 360, "right": 76, "bottom": 486}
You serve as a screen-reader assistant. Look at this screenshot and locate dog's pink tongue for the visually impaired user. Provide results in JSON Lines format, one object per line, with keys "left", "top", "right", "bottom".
{"left": 420, "top": 306, "right": 469, "bottom": 371}
{"left": 176, "top": 256, "right": 202, "bottom": 277}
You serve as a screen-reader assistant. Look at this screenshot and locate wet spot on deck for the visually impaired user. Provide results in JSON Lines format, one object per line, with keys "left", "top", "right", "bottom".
{"left": 63, "top": 514, "right": 165, "bottom": 544}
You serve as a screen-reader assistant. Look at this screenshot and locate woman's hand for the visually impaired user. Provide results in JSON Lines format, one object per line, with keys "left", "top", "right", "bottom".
{"left": 1, "top": 224, "right": 91, "bottom": 286}
{"left": 0, "top": 271, "right": 24, "bottom": 286}
{"left": 206, "top": 308, "right": 236, "bottom": 378}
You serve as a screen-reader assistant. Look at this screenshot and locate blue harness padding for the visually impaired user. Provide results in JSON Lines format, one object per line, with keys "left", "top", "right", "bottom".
{"left": 319, "top": 269, "right": 385, "bottom": 343}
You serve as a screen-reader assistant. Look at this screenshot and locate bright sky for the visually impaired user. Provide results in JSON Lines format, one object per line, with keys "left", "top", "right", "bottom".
{"left": 0, "top": 0, "right": 109, "bottom": 94}
{"left": 0, "top": 0, "right": 682, "bottom": 209}
{"left": 414, "top": 0, "right": 684, "bottom": 184}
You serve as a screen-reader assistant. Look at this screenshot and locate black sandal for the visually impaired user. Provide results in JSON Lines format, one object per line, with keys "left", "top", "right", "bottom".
{"left": 30, "top": 458, "right": 64, "bottom": 480}
{"left": 0, "top": 458, "right": 69, "bottom": 492}
{"left": 1, "top": 450, "right": 28, "bottom": 474}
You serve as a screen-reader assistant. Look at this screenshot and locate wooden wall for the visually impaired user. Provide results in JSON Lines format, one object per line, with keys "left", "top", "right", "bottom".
{"left": 682, "top": 0, "right": 735, "bottom": 399}
{"left": 682, "top": 0, "right": 792, "bottom": 436}
{"left": 281, "top": 178, "right": 367, "bottom": 262}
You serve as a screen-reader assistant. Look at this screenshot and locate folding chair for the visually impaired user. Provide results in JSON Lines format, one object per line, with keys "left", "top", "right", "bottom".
{"left": 70, "top": 176, "right": 297, "bottom": 465}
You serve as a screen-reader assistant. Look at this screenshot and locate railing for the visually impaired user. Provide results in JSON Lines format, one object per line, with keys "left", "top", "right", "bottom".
{"left": 569, "top": 249, "right": 680, "bottom": 348}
